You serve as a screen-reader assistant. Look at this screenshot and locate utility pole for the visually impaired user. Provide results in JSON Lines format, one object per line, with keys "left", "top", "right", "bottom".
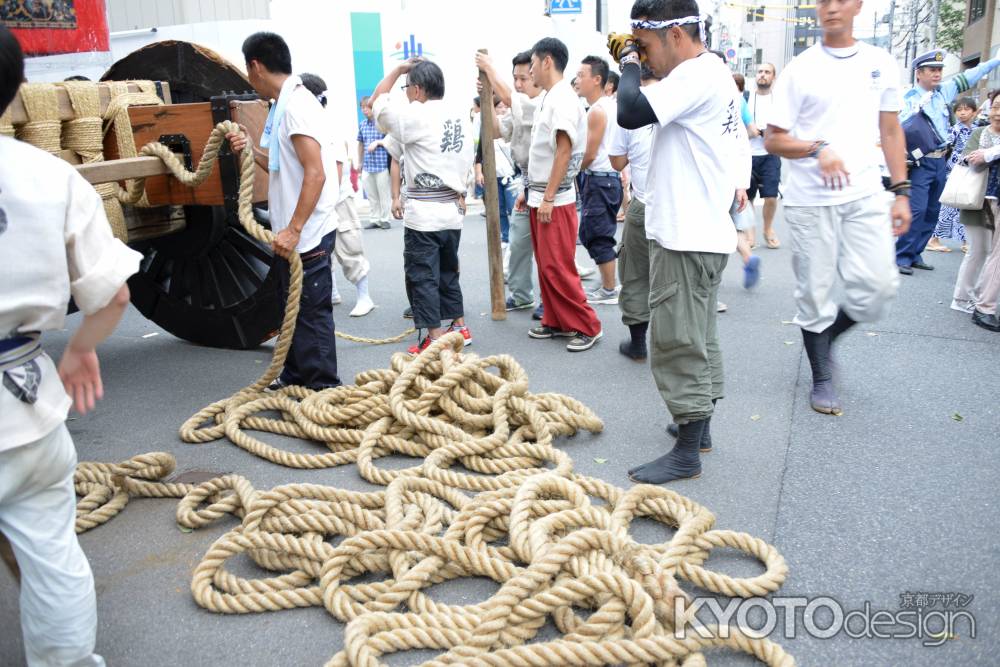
{"left": 887, "top": 0, "right": 895, "bottom": 57}
{"left": 981, "top": 0, "right": 998, "bottom": 94}
{"left": 908, "top": 0, "right": 918, "bottom": 83}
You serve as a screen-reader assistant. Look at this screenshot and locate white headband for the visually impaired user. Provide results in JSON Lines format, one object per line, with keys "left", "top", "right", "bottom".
{"left": 631, "top": 15, "right": 705, "bottom": 39}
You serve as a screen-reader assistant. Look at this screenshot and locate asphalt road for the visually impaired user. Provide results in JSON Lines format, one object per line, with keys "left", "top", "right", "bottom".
{"left": 2, "top": 202, "right": 997, "bottom": 666}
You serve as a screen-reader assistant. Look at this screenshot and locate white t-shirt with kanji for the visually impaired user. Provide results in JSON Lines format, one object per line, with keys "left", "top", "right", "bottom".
{"left": 608, "top": 123, "right": 654, "bottom": 205}
{"left": 527, "top": 78, "right": 586, "bottom": 208}
{"left": 640, "top": 53, "right": 749, "bottom": 254}
{"left": 768, "top": 42, "right": 900, "bottom": 207}
{"left": 268, "top": 84, "right": 339, "bottom": 252}
{"left": 374, "top": 95, "right": 474, "bottom": 232}
{"left": 0, "top": 137, "right": 142, "bottom": 451}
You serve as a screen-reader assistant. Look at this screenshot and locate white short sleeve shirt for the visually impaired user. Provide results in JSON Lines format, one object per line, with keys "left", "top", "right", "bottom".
{"left": 0, "top": 138, "right": 142, "bottom": 450}
{"left": 527, "top": 79, "right": 586, "bottom": 208}
{"left": 768, "top": 42, "right": 901, "bottom": 207}
{"left": 374, "top": 95, "right": 474, "bottom": 232}
{"left": 640, "top": 53, "right": 747, "bottom": 254}
{"left": 502, "top": 91, "right": 540, "bottom": 173}
{"left": 268, "top": 85, "right": 339, "bottom": 252}
{"left": 608, "top": 124, "right": 654, "bottom": 205}
{"left": 748, "top": 91, "right": 777, "bottom": 156}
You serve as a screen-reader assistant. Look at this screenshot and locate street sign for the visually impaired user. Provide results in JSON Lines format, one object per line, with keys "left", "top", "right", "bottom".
{"left": 726, "top": 48, "right": 737, "bottom": 60}
{"left": 549, "top": 0, "right": 583, "bottom": 14}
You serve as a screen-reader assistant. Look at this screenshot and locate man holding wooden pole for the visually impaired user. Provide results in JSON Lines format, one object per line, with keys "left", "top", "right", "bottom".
{"left": 477, "top": 50, "right": 545, "bottom": 316}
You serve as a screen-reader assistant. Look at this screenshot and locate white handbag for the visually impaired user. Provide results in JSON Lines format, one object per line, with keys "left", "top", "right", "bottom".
{"left": 940, "top": 162, "right": 988, "bottom": 210}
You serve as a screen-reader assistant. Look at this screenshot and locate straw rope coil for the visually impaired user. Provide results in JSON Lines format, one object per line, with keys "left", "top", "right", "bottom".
{"left": 66, "top": 123, "right": 794, "bottom": 665}
{"left": 7, "top": 81, "right": 164, "bottom": 241}
{"left": 61, "top": 81, "right": 129, "bottom": 241}
{"left": 14, "top": 83, "right": 61, "bottom": 154}
{"left": 0, "top": 107, "right": 14, "bottom": 138}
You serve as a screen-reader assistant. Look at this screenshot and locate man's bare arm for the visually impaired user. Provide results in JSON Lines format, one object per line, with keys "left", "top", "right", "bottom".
{"left": 475, "top": 53, "right": 512, "bottom": 108}
{"left": 582, "top": 107, "right": 606, "bottom": 171}
{"left": 288, "top": 134, "right": 326, "bottom": 234}
{"left": 545, "top": 131, "right": 573, "bottom": 202}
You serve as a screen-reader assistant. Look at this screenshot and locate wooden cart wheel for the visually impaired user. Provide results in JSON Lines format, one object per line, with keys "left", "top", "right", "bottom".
{"left": 102, "top": 41, "right": 283, "bottom": 350}
{"left": 127, "top": 206, "right": 283, "bottom": 350}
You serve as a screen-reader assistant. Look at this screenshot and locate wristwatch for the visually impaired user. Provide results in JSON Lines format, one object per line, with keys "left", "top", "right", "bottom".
{"left": 806, "top": 141, "right": 828, "bottom": 159}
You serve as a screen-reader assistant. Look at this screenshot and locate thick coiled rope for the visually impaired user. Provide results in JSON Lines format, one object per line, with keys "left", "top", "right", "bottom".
{"left": 67, "top": 123, "right": 795, "bottom": 665}
{"left": 74, "top": 422, "right": 792, "bottom": 666}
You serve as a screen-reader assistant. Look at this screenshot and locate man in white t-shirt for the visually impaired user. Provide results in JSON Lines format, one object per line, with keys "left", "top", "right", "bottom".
{"left": 0, "top": 27, "right": 141, "bottom": 665}
{"left": 477, "top": 50, "right": 544, "bottom": 315}
{"left": 228, "top": 32, "right": 340, "bottom": 391}
{"left": 370, "top": 58, "right": 474, "bottom": 354}
{"left": 747, "top": 62, "right": 782, "bottom": 249}
{"left": 524, "top": 37, "right": 604, "bottom": 352}
{"left": 609, "top": 64, "right": 657, "bottom": 360}
{"left": 577, "top": 55, "right": 624, "bottom": 305}
{"left": 611, "top": 0, "right": 750, "bottom": 484}
{"left": 746, "top": 63, "right": 781, "bottom": 249}
{"left": 764, "top": 0, "right": 910, "bottom": 416}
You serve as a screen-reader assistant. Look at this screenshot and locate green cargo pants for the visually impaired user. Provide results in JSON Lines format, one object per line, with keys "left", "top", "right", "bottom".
{"left": 648, "top": 243, "right": 727, "bottom": 423}
{"left": 617, "top": 198, "right": 649, "bottom": 326}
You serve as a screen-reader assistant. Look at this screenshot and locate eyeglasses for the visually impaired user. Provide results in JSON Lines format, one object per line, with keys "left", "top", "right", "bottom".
{"left": 400, "top": 84, "right": 410, "bottom": 90}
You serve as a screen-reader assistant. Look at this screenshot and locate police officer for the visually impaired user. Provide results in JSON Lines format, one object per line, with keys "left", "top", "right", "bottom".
{"left": 896, "top": 49, "right": 1000, "bottom": 275}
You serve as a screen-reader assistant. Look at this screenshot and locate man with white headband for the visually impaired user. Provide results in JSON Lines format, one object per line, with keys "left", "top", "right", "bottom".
{"left": 610, "top": 0, "right": 750, "bottom": 484}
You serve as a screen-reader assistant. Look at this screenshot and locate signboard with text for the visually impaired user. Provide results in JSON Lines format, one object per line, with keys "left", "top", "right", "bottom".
{"left": 549, "top": 0, "right": 583, "bottom": 15}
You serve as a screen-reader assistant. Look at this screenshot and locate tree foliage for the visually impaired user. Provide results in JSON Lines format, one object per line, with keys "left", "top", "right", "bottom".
{"left": 938, "top": 0, "right": 964, "bottom": 55}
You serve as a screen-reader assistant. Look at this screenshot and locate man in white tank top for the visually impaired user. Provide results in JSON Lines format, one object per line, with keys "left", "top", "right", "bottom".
{"left": 577, "top": 55, "right": 624, "bottom": 305}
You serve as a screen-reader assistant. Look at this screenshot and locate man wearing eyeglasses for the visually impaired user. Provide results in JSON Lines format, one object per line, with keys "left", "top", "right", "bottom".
{"left": 747, "top": 62, "right": 781, "bottom": 249}
{"left": 369, "top": 58, "right": 475, "bottom": 354}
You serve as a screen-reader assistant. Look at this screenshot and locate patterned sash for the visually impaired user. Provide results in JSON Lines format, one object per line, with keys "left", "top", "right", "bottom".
{"left": 0, "top": 334, "right": 44, "bottom": 405}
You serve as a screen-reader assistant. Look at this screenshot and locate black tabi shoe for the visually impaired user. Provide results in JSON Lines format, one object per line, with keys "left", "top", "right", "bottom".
{"left": 911, "top": 261, "right": 934, "bottom": 271}
{"left": 801, "top": 328, "right": 843, "bottom": 415}
{"left": 619, "top": 322, "right": 648, "bottom": 360}
{"left": 666, "top": 398, "right": 715, "bottom": 453}
{"left": 629, "top": 419, "right": 705, "bottom": 484}
{"left": 972, "top": 309, "right": 1000, "bottom": 332}
{"left": 898, "top": 265, "right": 914, "bottom": 275}
{"left": 618, "top": 339, "right": 647, "bottom": 360}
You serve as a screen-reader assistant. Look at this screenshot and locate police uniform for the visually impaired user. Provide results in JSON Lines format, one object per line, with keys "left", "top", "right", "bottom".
{"left": 896, "top": 49, "right": 1000, "bottom": 271}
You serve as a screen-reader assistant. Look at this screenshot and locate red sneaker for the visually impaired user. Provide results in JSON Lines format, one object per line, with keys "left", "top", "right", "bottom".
{"left": 448, "top": 324, "right": 472, "bottom": 346}
{"left": 407, "top": 336, "right": 435, "bottom": 355}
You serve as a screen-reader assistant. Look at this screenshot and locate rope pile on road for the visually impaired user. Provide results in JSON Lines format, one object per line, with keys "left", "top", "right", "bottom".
{"left": 74, "top": 431, "right": 792, "bottom": 666}
{"left": 69, "top": 125, "right": 795, "bottom": 666}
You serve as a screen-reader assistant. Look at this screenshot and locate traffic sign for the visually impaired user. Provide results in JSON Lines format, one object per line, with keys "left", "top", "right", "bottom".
{"left": 726, "top": 48, "right": 737, "bottom": 60}
{"left": 549, "top": 0, "right": 583, "bottom": 14}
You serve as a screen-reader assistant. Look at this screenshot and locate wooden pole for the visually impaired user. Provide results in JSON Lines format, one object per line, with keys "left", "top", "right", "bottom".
{"left": 477, "top": 48, "right": 507, "bottom": 321}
